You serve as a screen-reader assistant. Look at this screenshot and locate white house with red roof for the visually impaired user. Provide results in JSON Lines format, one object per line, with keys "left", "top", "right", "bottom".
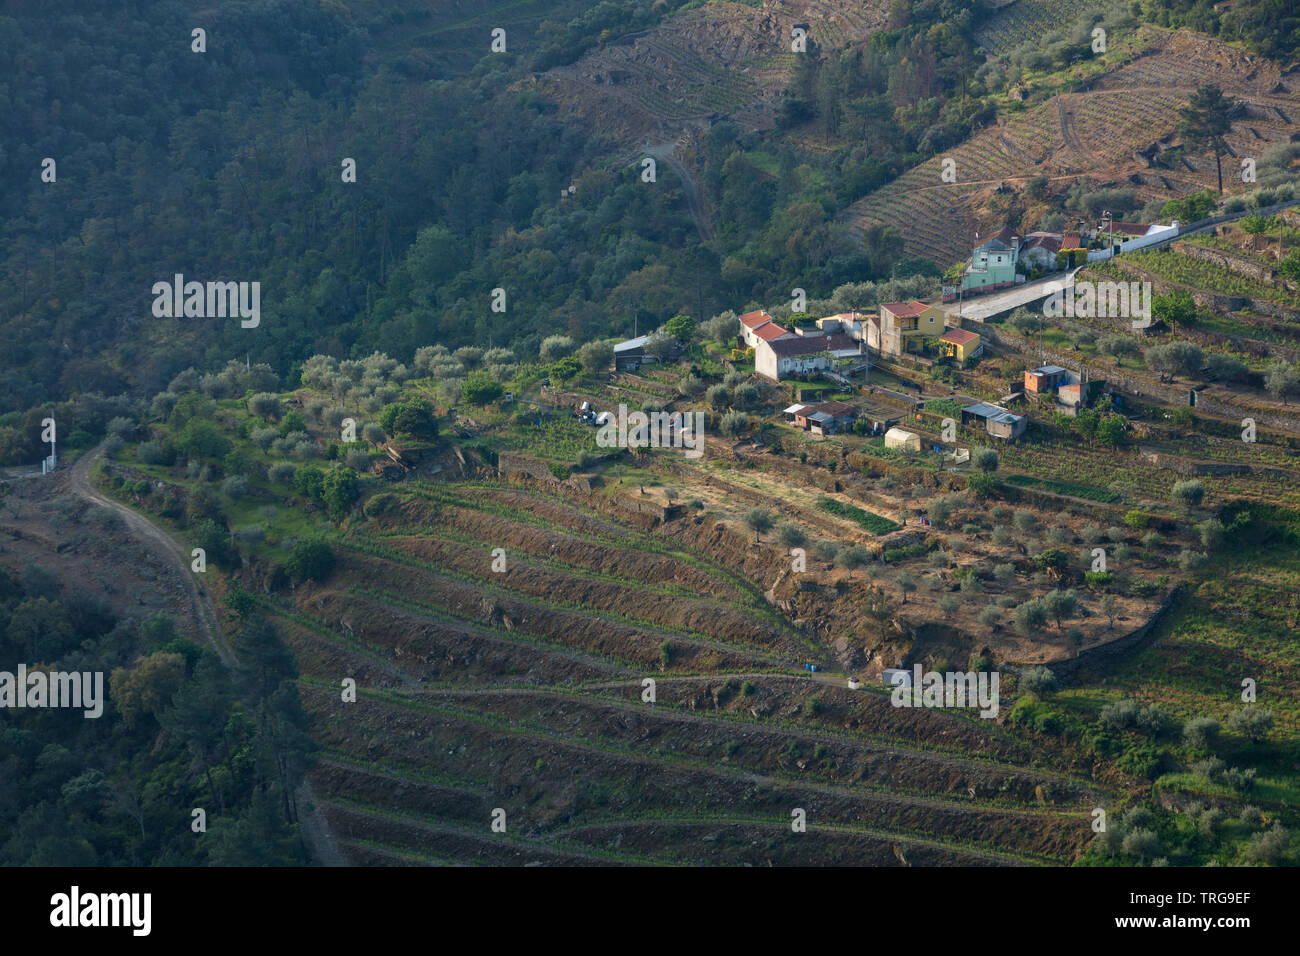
{"left": 738, "top": 309, "right": 793, "bottom": 349}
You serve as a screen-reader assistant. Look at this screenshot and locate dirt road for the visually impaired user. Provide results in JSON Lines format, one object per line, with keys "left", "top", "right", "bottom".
{"left": 65, "top": 446, "right": 347, "bottom": 866}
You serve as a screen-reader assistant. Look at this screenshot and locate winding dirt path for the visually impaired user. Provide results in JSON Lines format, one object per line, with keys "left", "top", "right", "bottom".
{"left": 66, "top": 446, "right": 347, "bottom": 867}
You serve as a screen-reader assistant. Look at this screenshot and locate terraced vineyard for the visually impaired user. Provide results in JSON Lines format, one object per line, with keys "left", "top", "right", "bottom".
{"left": 841, "top": 117, "right": 1058, "bottom": 267}
{"left": 846, "top": 26, "right": 1300, "bottom": 266}
{"left": 975, "top": 0, "right": 1124, "bottom": 56}
{"left": 274, "top": 479, "right": 1116, "bottom": 865}
{"left": 535, "top": 0, "right": 889, "bottom": 146}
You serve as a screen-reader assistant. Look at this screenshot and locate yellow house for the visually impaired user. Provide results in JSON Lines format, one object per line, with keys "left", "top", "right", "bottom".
{"left": 878, "top": 301, "right": 946, "bottom": 357}
{"left": 938, "top": 328, "right": 982, "bottom": 363}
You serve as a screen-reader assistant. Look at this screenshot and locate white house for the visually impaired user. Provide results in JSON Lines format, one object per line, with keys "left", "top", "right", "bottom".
{"left": 754, "top": 331, "right": 856, "bottom": 381}
{"left": 739, "top": 310, "right": 793, "bottom": 349}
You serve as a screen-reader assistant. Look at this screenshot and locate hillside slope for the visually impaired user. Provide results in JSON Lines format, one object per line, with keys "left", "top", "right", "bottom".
{"left": 842, "top": 26, "right": 1300, "bottom": 268}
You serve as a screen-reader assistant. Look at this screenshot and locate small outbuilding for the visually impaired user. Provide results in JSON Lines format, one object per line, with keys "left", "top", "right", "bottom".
{"left": 884, "top": 427, "right": 921, "bottom": 452}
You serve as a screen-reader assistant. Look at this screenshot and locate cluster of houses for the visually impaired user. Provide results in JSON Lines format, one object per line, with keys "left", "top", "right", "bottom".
{"left": 948, "top": 217, "right": 1179, "bottom": 301}
{"left": 735, "top": 305, "right": 985, "bottom": 382}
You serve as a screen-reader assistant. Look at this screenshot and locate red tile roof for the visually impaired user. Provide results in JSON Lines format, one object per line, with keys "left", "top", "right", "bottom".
{"left": 940, "top": 329, "right": 980, "bottom": 346}
{"left": 1022, "top": 233, "right": 1064, "bottom": 254}
{"left": 739, "top": 310, "right": 774, "bottom": 329}
{"left": 881, "top": 300, "right": 929, "bottom": 319}
{"left": 973, "top": 226, "right": 1019, "bottom": 250}
{"left": 753, "top": 322, "right": 792, "bottom": 342}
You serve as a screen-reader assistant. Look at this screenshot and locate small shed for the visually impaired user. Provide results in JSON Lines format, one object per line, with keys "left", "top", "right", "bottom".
{"left": 884, "top": 427, "right": 921, "bottom": 452}
{"left": 613, "top": 335, "right": 650, "bottom": 371}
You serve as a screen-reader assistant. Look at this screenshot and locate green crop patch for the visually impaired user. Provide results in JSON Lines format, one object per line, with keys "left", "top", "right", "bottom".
{"left": 817, "top": 497, "right": 900, "bottom": 534}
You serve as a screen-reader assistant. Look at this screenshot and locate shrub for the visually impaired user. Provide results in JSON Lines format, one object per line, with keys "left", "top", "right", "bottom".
{"left": 1100, "top": 699, "right": 1139, "bottom": 730}
{"left": 136, "top": 441, "right": 170, "bottom": 466}
{"left": 248, "top": 393, "right": 282, "bottom": 420}
{"left": 719, "top": 410, "right": 749, "bottom": 436}
{"left": 1245, "top": 825, "right": 1290, "bottom": 865}
{"left": 1226, "top": 707, "right": 1274, "bottom": 742}
{"left": 285, "top": 538, "right": 335, "bottom": 583}
{"left": 1171, "top": 479, "right": 1205, "bottom": 510}
{"left": 1014, "top": 599, "right": 1047, "bottom": 635}
{"left": 1198, "top": 518, "right": 1225, "bottom": 550}
{"left": 461, "top": 373, "right": 504, "bottom": 406}
{"left": 1084, "top": 570, "right": 1113, "bottom": 589}
{"left": 268, "top": 462, "right": 296, "bottom": 484}
{"left": 978, "top": 606, "right": 1002, "bottom": 628}
{"left": 1135, "top": 704, "right": 1175, "bottom": 738}
{"left": 1123, "top": 510, "right": 1151, "bottom": 529}
{"left": 972, "top": 447, "right": 998, "bottom": 474}
{"left": 221, "top": 475, "right": 250, "bottom": 499}
{"left": 1012, "top": 510, "right": 1037, "bottom": 533}
{"left": 1019, "top": 666, "right": 1057, "bottom": 697}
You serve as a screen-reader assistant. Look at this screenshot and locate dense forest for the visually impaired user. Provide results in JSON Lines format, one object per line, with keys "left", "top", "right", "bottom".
{"left": 0, "top": 556, "right": 312, "bottom": 865}
{"left": 5, "top": 0, "right": 1299, "bottom": 435}
{"left": 0, "top": 0, "right": 997, "bottom": 432}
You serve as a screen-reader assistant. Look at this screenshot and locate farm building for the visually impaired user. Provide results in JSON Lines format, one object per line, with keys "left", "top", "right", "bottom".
{"left": 937, "top": 328, "right": 982, "bottom": 363}
{"left": 1024, "top": 365, "right": 1070, "bottom": 394}
{"left": 961, "top": 402, "right": 1027, "bottom": 440}
{"left": 884, "top": 427, "right": 921, "bottom": 452}
{"left": 613, "top": 335, "right": 651, "bottom": 371}
{"left": 793, "top": 400, "right": 857, "bottom": 436}
{"left": 1057, "top": 380, "right": 1106, "bottom": 415}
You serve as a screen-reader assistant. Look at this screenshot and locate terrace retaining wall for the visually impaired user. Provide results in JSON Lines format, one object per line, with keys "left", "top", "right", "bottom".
{"left": 1033, "top": 586, "right": 1188, "bottom": 679}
